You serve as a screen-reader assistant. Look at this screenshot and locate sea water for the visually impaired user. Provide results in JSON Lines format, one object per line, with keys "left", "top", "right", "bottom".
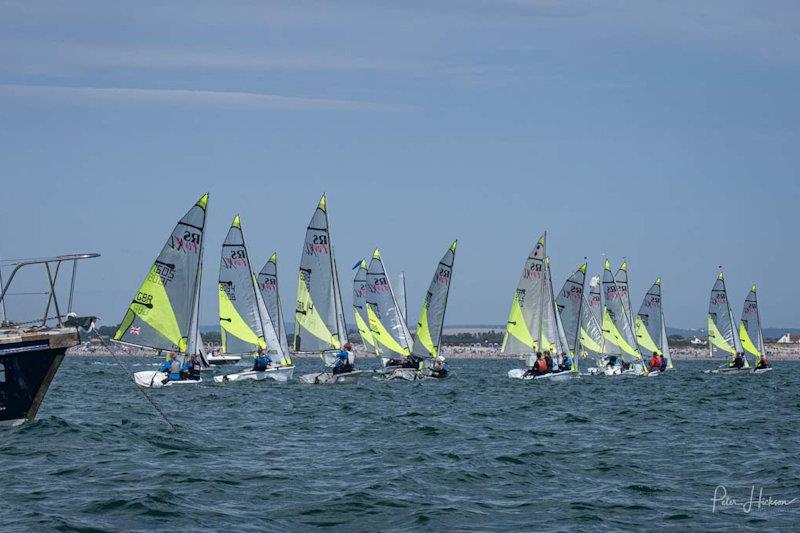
{"left": 1, "top": 358, "right": 798, "bottom": 531}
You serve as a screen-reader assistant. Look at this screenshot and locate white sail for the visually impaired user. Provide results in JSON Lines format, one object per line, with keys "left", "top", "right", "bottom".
{"left": 501, "top": 233, "right": 547, "bottom": 355}
{"left": 114, "top": 194, "right": 208, "bottom": 356}
{"left": 294, "top": 194, "right": 347, "bottom": 354}
{"left": 257, "top": 253, "right": 292, "bottom": 359}
{"left": 396, "top": 271, "right": 408, "bottom": 326}
{"left": 579, "top": 275, "right": 605, "bottom": 359}
{"left": 366, "top": 249, "right": 412, "bottom": 360}
{"left": 410, "top": 241, "right": 457, "bottom": 360}
{"left": 708, "top": 271, "right": 745, "bottom": 365}
{"left": 601, "top": 260, "right": 642, "bottom": 363}
{"left": 555, "top": 263, "right": 586, "bottom": 358}
{"left": 739, "top": 285, "right": 763, "bottom": 365}
{"left": 352, "top": 259, "right": 376, "bottom": 352}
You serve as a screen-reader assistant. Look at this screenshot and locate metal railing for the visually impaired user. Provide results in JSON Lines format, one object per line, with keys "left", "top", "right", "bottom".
{"left": 0, "top": 253, "right": 100, "bottom": 328}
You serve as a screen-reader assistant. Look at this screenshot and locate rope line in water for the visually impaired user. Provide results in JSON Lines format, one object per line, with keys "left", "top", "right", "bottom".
{"left": 89, "top": 329, "right": 177, "bottom": 431}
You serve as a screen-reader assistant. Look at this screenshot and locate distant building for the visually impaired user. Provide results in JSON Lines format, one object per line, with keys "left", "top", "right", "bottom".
{"left": 690, "top": 337, "right": 707, "bottom": 346}
{"left": 776, "top": 333, "right": 800, "bottom": 344}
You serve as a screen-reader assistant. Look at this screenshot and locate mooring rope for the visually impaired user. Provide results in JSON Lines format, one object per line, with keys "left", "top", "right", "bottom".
{"left": 89, "top": 329, "right": 177, "bottom": 431}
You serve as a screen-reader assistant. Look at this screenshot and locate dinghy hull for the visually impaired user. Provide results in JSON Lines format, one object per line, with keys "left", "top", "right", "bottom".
{"left": 508, "top": 368, "right": 579, "bottom": 381}
{"left": 299, "top": 370, "right": 370, "bottom": 385}
{"left": 213, "top": 366, "right": 294, "bottom": 383}
{"left": 134, "top": 371, "right": 202, "bottom": 388}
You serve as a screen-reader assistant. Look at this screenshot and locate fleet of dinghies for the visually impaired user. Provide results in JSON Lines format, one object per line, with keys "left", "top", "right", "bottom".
{"left": 112, "top": 194, "right": 773, "bottom": 389}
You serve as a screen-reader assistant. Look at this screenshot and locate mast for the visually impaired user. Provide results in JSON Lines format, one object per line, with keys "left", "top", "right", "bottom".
{"left": 536, "top": 232, "right": 547, "bottom": 351}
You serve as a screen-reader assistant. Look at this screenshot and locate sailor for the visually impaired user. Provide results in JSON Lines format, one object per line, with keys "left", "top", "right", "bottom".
{"left": 756, "top": 354, "right": 771, "bottom": 370}
{"left": 385, "top": 358, "right": 404, "bottom": 367}
{"left": 524, "top": 353, "right": 546, "bottom": 377}
{"left": 730, "top": 352, "right": 745, "bottom": 369}
{"left": 659, "top": 354, "right": 668, "bottom": 372}
{"left": 543, "top": 351, "right": 554, "bottom": 373}
{"left": 559, "top": 351, "right": 573, "bottom": 372}
{"left": 649, "top": 351, "right": 661, "bottom": 370}
{"left": 431, "top": 355, "right": 448, "bottom": 379}
{"left": 402, "top": 354, "right": 423, "bottom": 369}
{"left": 333, "top": 342, "right": 355, "bottom": 375}
{"left": 160, "top": 352, "right": 182, "bottom": 384}
{"left": 607, "top": 355, "right": 618, "bottom": 368}
{"left": 252, "top": 348, "right": 272, "bottom": 372}
{"left": 185, "top": 354, "right": 202, "bottom": 380}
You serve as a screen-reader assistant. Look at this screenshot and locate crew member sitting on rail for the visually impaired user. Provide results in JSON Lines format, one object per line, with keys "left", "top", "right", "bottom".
{"left": 160, "top": 352, "right": 182, "bottom": 384}
{"left": 730, "top": 352, "right": 745, "bottom": 369}
{"left": 186, "top": 354, "right": 202, "bottom": 380}
{"left": 649, "top": 352, "right": 661, "bottom": 371}
{"left": 755, "top": 354, "right": 771, "bottom": 370}
{"left": 430, "top": 355, "right": 448, "bottom": 379}
{"left": 332, "top": 343, "right": 355, "bottom": 375}
{"left": 543, "top": 351, "right": 554, "bottom": 373}
{"left": 659, "top": 354, "right": 668, "bottom": 372}
{"left": 252, "top": 348, "right": 272, "bottom": 372}
{"left": 523, "top": 352, "right": 546, "bottom": 378}
{"left": 558, "top": 352, "right": 573, "bottom": 372}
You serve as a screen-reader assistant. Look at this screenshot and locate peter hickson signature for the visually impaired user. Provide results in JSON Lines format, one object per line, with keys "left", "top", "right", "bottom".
{"left": 713, "top": 485, "right": 798, "bottom": 513}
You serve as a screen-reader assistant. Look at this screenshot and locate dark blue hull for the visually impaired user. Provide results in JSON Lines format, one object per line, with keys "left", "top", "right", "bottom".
{"left": 0, "top": 330, "right": 75, "bottom": 426}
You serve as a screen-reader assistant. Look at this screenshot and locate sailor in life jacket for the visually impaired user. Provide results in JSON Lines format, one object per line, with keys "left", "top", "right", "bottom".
{"left": 185, "top": 354, "right": 202, "bottom": 380}
{"left": 252, "top": 348, "right": 272, "bottom": 372}
{"left": 159, "top": 352, "right": 183, "bottom": 382}
{"left": 332, "top": 343, "right": 355, "bottom": 375}
{"left": 649, "top": 352, "right": 661, "bottom": 371}
{"left": 431, "top": 355, "right": 448, "bottom": 378}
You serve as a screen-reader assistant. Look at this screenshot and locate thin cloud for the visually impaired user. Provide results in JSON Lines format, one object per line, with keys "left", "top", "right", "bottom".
{"left": 0, "top": 83, "right": 409, "bottom": 111}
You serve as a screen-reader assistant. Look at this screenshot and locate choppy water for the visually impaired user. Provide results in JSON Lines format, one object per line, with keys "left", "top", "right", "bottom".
{"left": 1, "top": 357, "right": 798, "bottom": 531}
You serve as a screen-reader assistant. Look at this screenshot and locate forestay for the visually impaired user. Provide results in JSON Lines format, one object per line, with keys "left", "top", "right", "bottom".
{"left": 293, "top": 194, "right": 348, "bottom": 353}
{"left": 501, "top": 233, "right": 547, "bottom": 355}
{"left": 707, "top": 271, "right": 744, "bottom": 364}
{"left": 739, "top": 285, "right": 764, "bottom": 365}
{"left": 257, "top": 252, "right": 292, "bottom": 365}
{"left": 366, "top": 249, "right": 412, "bottom": 360}
{"left": 411, "top": 241, "right": 457, "bottom": 360}
{"left": 114, "top": 194, "right": 208, "bottom": 354}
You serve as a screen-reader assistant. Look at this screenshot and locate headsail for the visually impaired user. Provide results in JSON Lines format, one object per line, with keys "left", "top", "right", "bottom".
{"left": 257, "top": 252, "right": 293, "bottom": 365}
{"left": 114, "top": 194, "right": 208, "bottom": 353}
{"left": 366, "top": 249, "right": 412, "bottom": 359}
{"left": 739, "top": 285, "right": 764, "bottom": 366}
{"left": 601, "top": 260, "right": 642, "bottom": 363}
{"left": 218, "top": 215, "right": 266, "bottom": 355}
{"left": 707, "top": 271, "right": 745, "bottom": 365}
{"left": 579, "top": 275, "right": 605, "bottom": 359}
{"left": 411, "top": 241, "right": 457, "bottom": 360}
{"left": 293, "top": 194, "right": 347, "bottom": 353}
{"left": 555, "top": 263, "right": 586, "bottom": 358}
{"left": 501, "top": 233, "right": 546, "bottom": 355}
{"left": 352, "top": 259, "right": 375, "bottom": 351}
{"left": 635, "top": 279, "right": 663, "bottom": 356}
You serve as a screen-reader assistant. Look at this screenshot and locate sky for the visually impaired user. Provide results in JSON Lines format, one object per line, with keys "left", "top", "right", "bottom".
{"left": 1, "top": 0, "right": 798, "bottom": 330}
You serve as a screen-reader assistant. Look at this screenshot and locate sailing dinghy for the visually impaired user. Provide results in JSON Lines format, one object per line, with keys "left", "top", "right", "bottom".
{"left": 257, "top": 252, "right": 293, "bottom": 365}
{"left": 353, "top": 258, "right": 378, "bottom": 356}
{"left": 555, "top": 263, "right": 587, "bottom": 374}
{"left": 382, "top": 241, "right": 458, "bottom": 381}
{"left": 366, "top": 249, "right": 414, "bottom": 376}
{"left": 580, "top": 276, "right": 606, "bottom": 372}
{"left": 213, "top": 217, "right": 294, "bottom": 383}
{"left": 635, "top": 278, "right": 673, "bottom": 375}
{"left": 115, "top": 194, "right": 208, "bottom": 388}
{"left": 295, "top": 195, "right": 365, "bottom": 384}
{"left": 599, "top": 261, "right": 648, "bottom": 376}
{"left": 503, "top": 234, "right": 578, "bottom": 381}
{"left": 740, "top": 285, "right": 771, "bottom": 374}
{"left": 704, "top": 271, "right": 749, "bottom": 374}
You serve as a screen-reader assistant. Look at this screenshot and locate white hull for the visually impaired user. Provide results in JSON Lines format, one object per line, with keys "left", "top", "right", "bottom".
{"left": 752, "top": 367, "right": 773, "bottom": 374}
{"left": 213, "top": 366, "right": 295, "bottom": 383}
{"left": 508, "top": 368, "right": 579, "bottom": 381}
{"left": 134, "top": 371, "right": 203, "bottom": 388}
{"left": 703, "top": 366, "right": 751, "bottom": 374}
{"left": 299, "top": 370, "right": 370, "bottom": 385}
{"left": 379, "top": 367, "right": 421, "bottom": 381}
{"left": 206, "top": 355, "right": 241, "bottom": 365}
